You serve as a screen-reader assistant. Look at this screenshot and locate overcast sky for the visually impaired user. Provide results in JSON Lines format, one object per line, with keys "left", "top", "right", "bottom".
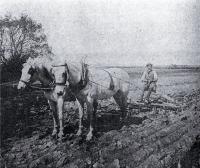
{"left": 0, "top": 0, "right": 200, "bottom": 66}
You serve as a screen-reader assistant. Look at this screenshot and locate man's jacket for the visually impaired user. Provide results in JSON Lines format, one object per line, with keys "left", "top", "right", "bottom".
{"left": 141, "top": 70, "right": 158, "bottom": 83}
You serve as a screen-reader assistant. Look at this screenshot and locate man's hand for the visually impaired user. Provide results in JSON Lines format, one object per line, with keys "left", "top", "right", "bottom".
{"left": 146, "top": 80, "right": 151, "bottom": 87}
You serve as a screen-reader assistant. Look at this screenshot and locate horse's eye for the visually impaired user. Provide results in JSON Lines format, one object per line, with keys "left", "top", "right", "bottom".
{"left": 28, "top": 68, "right": 34, "bottom": 75}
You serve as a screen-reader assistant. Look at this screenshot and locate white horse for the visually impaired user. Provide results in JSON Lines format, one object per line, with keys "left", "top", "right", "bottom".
{"left": 52, "top": 61, "right": 130, "bottom": 140}
{"left": 17, "top": 57, "right": 82, "bottom": 140}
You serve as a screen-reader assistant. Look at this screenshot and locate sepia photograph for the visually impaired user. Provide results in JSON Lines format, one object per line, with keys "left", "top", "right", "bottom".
{"left": 0, "top": 0, "right": 200, "bottom": 167}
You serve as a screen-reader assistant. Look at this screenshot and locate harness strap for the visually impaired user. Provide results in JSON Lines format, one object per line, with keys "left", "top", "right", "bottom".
{"left": 54, "top": 82, "right": 66, "bottom": 86}
{"left": 80, "top": 63, "right": 89, "bottom": 87}
{"left": 103, "top": 69, "right": 115, "bottom": 90}
{"left": 52, "top": 64, "right": 66, "bottom": 67}
{"left": 65, "top": 63, "right": 70, "bottom": 81}
{"left": 20, "top": 79, "right": 55, "bottom": 91}
{"left": 69, "top": 63, "right": 89, "bottom": 92}
{"left": 20, "top": 80, "right": 30, "bottom": 85}
{"left": 52, "top": 63, "right": 69, "bottom": 75}
{"left": 52, "top": 63, "right": 88, "bottom": 90}
{"left": 30, "top": 85, "right": 53, "bottom": 90}
{"left": 52, "top": 63, "right": 70, "bottom": 86}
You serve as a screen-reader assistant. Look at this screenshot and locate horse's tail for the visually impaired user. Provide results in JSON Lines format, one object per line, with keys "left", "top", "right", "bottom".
{"left": 103, "top": 69, "right": 115, "bottom": 90}
{"left": 81, "top": 62, "right": 89, "bottom": 87}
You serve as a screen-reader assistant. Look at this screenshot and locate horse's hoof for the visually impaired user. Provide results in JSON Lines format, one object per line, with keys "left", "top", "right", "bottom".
{"left": 52, "top": 130, "right": 57, "bottom": 137}
{"left": 52, "top": 132, "right": 58, "bottom": 139}
{"left": 58, "top": 132, "right": 64, "bottom": 140}
{"left": 58, "top": 137, "right": 63, "bottom": 141}
{"left": 58, "top": 134, "right": 64, "bottom": 141}
{"left": 76, "top": 130, "right": 82, "bottom": 136}
{"left": 86, "top": 133, "right": 93, "bottom": 141}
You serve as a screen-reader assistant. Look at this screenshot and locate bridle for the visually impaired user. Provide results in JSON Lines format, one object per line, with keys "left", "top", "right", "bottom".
{"left": 20, "top": 79, "right": 30, "bottom": 86}
{"left": 20, "top": 63, "right": 71, "bottom": 90}
{"left": 19, "top": 65, "right": 34, "bottom": 87}
{"left": 20, "top": 66, "right": 55, "bottom": 90}
{"left": 52, "top": 63, "right": 70, "bottom": 86}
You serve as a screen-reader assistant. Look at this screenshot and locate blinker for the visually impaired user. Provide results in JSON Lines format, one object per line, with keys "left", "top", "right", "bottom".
{"left": 28, "top": 67, "right": 35, "bottom": 75}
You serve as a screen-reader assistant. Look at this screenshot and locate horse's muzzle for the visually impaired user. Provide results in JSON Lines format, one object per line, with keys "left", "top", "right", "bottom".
{"left": 55, "top": 85, "right": 65, "bottom": 96}
{"left": 17, "top": 81, "right": 26, "bottom": 90}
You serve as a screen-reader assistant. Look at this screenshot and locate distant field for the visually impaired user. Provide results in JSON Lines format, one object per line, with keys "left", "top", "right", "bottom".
{"left": 122, "top": 67, "right": 200, "bottom": 100}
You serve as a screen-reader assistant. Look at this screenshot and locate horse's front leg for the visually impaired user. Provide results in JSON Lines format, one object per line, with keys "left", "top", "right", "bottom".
{"left": 57, "top": 96, "right": 64, "bottom": 140}
{"left": 86, "top": 96, "right": 96, "bottom": 141}
{"left": 76, "top": 99, "right": 84, "bottom": 136}
{"left": 48, "top": 100, "right": 58, "bottom": 136}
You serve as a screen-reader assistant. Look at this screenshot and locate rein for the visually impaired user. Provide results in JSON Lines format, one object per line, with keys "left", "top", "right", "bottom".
{"left": 52, "top": 64, "right": 70, "bottom": 74}
{"left": 54, "top": 82, "right": 66, "bottom": 86}
{"left": 20, "top": 80, "right": 30, "bottom": 86}
{"left": 20, "top": 80, "right": 55, "bottom": 91}
{"left": 30, "top": 85, "right": 53, "bottom": 91}
{"left": 52, "top": 63, "right": 70, "bottom": 86}
{"left": 52, "top": 63, "right": 89, "bottom": 90}
{"left": 52, "top": 64, "right": 66, "bottom": 67}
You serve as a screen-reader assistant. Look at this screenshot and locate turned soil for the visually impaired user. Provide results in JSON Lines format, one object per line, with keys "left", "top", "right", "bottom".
{"left": 1, "top": 68, "right": 200, "bottom": 168}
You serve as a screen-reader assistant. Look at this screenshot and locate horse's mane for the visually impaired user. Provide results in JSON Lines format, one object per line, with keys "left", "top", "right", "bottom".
{"left": 23, "top": 56, "right": 53, "bottom": 69}
{"left": 51, "top": 57, "right": 83, "bottom": 72}
{"left": 68, "top": 61, "right": 82, "bottom": 71}
{"left": 22, "top": 56, "right": 54, "bottom": 82}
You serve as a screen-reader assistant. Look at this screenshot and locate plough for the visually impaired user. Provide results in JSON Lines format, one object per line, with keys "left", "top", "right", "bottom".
{"left": 1, "top": 79, "right": 182, "bottom": 114}
{"left": 128, "top": 93, "right": 182, "bottom": 112}
{"left": 128, "top": 101, "right": 181, "bottom": 112}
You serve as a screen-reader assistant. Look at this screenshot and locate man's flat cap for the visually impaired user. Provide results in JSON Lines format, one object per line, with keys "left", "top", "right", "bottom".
{"left": 146, "top": 63, "right": 153, "bottom": 67}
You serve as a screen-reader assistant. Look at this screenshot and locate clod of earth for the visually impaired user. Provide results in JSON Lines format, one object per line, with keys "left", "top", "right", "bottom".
{"left": 1, "top": 89, "right": 200, "bottom": 168}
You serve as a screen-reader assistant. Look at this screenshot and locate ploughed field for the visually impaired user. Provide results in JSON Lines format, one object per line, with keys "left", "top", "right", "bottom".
{"left": 126, "top": 67, "right": 200, "bottom": 100}
{"left": 1, "top": 67, "right": 200, "bottom": 168}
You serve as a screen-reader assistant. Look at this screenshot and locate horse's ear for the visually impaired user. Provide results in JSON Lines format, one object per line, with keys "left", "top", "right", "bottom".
{"left": 28, "top": 66, "right": 35, "bottom": 75}
{"left": 27, "top": 57, "right": 33, "bottom": 63}
{"left": 50, "top": 68, "right": 54, "bottom": 75}
{"left": 32, "top": 64, "right": 36, "bottom": 69}
{"left": 82, "top": 55, "right": 88, "bottom": 64}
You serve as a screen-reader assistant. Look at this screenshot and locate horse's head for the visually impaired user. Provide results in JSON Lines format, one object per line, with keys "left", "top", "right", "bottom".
{"left": 51, "top": 63, "right": 72, "bottom": 96}
{"left": 17, "top": 58, "right": 37, "bottom": 90}
{"left": 52, "top": 65, "right": 67, "bottom": 84}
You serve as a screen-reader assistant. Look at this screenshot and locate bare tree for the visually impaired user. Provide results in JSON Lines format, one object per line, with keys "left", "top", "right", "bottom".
{"left": 0, "top": 19, "right": 7, "bottom": 64}
{"left": 0, "top": 14, "right": 51, "bottom": 65}
{"left": 0, "top": 14, "right": 52, "bottom": 82}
